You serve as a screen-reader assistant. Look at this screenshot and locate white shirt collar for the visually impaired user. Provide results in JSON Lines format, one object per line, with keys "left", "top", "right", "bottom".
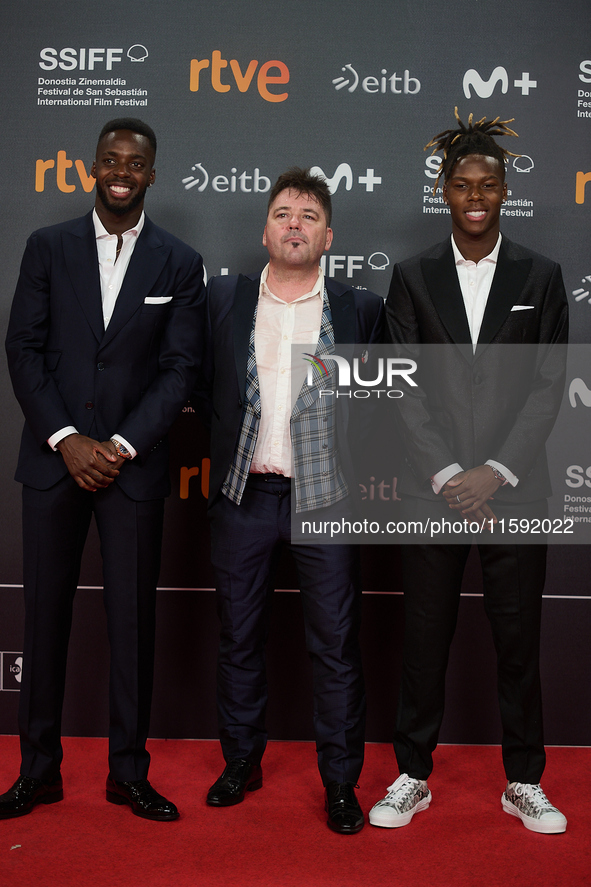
{"left": 92, "top": 208, "right": 145, "bottom": 239}
{"left": 259, "top": 263, "right": 324, "bottom": 304}
{"left": 451, "top": 232, "right": 502, "bottom": 266}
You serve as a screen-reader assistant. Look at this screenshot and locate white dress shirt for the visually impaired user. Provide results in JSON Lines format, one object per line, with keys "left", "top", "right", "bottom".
{"left": 47, "top": 210, "right": 144, "bottom": 455}
{"left": 431, "top": 234, "right": 517, "bottom": 493}
{"left": 250, "top": 264, "right": 324, "bottom": 477}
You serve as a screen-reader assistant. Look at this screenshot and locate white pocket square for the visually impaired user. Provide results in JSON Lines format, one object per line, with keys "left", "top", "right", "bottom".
{"left": 511, "top": 304, "right": 534, "bottom": 311}
{"left": 144, "top": 296, "right": 173, "bottom": 304}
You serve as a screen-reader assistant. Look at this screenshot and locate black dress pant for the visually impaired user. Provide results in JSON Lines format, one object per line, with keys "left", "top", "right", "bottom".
{"left": 209, "top": 476, "right": 366, "bottom": 786}
{"left": 395, "top": 536, "right": 547, "bottom": 784}
{"left": 19, "top": 475, "right": 164, "bottom": 782}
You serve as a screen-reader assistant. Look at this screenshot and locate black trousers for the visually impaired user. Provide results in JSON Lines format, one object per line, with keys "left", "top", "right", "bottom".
{"left": 395, "top": 536, "right": 547, "bottom": 784}
{"left": 19, "top": 475, "right": 164, "bottom": 782}
{"left": 209, "top": 476, "right": 366, "bottom": 786}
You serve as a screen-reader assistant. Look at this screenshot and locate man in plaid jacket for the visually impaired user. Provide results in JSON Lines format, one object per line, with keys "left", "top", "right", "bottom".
{"left": 202, "top": 168, "right": 384, "bottom": 834}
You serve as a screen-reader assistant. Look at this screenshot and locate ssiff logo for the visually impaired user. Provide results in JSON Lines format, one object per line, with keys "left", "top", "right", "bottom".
{"left": 424, "top": 153, "right": 534, "bottom": 179}
{"left": 39, "top": 46, "right": 148, "bottom": 70}
{"left": 189, "top": 51, "right": 289, "bottom": 102}
{"left": 320, "top": 253, "right": 390, "bottom": 279}
{"left": 463, "top": 66, "right": 537, "bottom": 98}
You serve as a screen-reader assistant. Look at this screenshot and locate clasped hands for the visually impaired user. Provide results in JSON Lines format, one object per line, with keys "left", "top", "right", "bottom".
{"left": 441, "top": 465, "right": 503, "bottom": 529}
{"left": 56, "top": 434, "right": 127, "bottom": 492}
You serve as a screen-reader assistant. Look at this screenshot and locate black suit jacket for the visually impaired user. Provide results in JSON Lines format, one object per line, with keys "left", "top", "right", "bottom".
{"left": 6, "top": 211, "right": 205, "bottom": 500}
{"left": 200, "top": 272, "right": 385, "bottom": 507}
{"left": 385, "top": 236, "right": 568, "bottom": 503}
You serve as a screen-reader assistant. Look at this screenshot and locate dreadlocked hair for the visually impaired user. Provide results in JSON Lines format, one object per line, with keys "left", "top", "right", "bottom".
{"left": 425, "top": 107, "right": 520, "bottom": 193}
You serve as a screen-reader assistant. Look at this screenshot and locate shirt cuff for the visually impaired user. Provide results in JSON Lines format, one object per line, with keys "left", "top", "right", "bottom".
{"left": 48, "top": 426, "right": 78, "bottom": 451}
{"left": 111, "top": 434, "right": 137, "bottom": 459}
{"left": 431, "top": 463, "right": 463, "bottom": 495}
{"left": 486, "top": 460, "right": 518, "bottom": 488}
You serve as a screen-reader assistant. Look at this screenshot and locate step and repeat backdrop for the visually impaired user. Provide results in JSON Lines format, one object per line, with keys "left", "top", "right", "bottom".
{"left": 1, "top": 0, "right": 590, "bottom": 747}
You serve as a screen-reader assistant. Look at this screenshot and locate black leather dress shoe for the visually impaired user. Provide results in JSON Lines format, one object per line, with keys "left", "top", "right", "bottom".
{"left": 0, "top": 775, "right": 63, "bottom": 819}
{"left": 106, "top": 776, "right": 179, "bottom": 821}
{"left": 325, "top": 782, "right": 364, "bottom": 834}
{"left": 206, "top": 759, "right": 263, "bottom": 807}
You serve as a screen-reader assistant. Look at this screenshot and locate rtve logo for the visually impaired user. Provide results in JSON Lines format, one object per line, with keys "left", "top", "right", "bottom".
{"left": 189, "top": 51, "right": 289, "bottom": 103}
{"left": 463, "top": 66, "right": 537, "bottom": 98}
{"left": 180, "top": 458, "right": 210, "bottom": 499}
{"left": 35, "top": 151, "right": 95, "bottom": 193}
{"left": 575, "top": 171, "right": 591, "bottom": 204}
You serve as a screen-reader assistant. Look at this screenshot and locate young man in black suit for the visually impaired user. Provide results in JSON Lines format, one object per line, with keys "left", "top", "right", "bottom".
{"left": 1, "top": 118, "right": 205, "bottom": 820}
{"left": 369, "top": 111, "right": 568, "bottom": 834}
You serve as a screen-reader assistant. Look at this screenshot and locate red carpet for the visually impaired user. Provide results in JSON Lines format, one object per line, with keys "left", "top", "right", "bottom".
{"left": 0, "top": 737, "right": 588, "bottom": 887}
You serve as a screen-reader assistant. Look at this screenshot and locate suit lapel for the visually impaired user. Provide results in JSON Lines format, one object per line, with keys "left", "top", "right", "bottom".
{"left": 421, "top": 243, "right": 472, "bottom": 346}
{"left": 62, "top": 213, "right": 104, "bottom": 343}
{"left": 476, "top": 239, "right": 532, "bottom": 349}
{"left": 233, "top": 274, "right": 260, "bottom": 407}
{"left": 292, "top": 289, "right": 335, "bottom": 418}
{"left": 100, "top": 217, "right": 171, "bottom": 348}
{"left": 327, "top": 283, "right": 356, "bottom": 344}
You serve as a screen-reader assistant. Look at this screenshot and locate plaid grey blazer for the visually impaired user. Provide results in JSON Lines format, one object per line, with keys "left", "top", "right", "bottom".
{"left": 222, "top": 289, "right": 348, "bottom": 513}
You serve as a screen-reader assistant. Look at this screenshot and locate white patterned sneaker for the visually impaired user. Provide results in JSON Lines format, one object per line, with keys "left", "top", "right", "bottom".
{"left": 369, "top": 773, "right": 431, "bottom": 828}
{"left": 502, "top": 782, "right": 567, "bottom": 834}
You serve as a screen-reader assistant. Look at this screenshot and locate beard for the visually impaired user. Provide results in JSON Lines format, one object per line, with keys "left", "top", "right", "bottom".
{"left": 95, "top": 179, "right": 148, "bottom": 217}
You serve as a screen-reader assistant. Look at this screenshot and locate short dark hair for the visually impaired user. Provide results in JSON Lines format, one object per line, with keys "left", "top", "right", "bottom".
{"left": 425, "top": 107, "right": 519, "bottom": 191}
{"left": 267, "top": 167, "right": 332, "bottom": 226}
{"left": 97, "top": 118, "right": 157, "bottom": 156}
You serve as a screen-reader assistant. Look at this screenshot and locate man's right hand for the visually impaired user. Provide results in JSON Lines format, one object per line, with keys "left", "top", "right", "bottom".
{"left": 56, "top": 433, "right": 120, "bottom": 491}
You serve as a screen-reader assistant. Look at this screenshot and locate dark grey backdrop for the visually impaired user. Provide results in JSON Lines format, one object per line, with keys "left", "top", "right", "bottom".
{"left": 1, "top": 0, "right": 590, "bottom": 748}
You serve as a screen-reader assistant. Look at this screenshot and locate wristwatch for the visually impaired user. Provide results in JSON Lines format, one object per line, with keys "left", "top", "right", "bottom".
{"left": 110, "top": 438, "right": 132, "bottom": 459}
{"left": 490, "top": 466, "right": 506, "bottom": 484}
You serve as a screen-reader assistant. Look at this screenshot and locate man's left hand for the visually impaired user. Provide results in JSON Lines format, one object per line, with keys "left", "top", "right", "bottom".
{"left": 97, "top": 439, "right": 127, "bottom": 470}
{"left": 442, "top": 465, "right": 502, "bottom": 518}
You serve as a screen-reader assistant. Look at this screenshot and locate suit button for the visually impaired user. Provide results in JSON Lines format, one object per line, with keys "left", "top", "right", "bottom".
{"left": 473, "top": 374, "right": 483, "bottom": 385}
{"left": 85, "top": 401, "right": 94, "bottom": 410}
{"left": 97, "top": 362, "right": 105, "bottom": 371}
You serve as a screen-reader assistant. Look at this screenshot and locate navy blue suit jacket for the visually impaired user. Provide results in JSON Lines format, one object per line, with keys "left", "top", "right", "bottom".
{"left": 6, "top": 210, "right": 205, "bottom": 500}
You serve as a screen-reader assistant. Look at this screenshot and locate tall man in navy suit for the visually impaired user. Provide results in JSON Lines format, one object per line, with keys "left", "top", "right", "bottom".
{"left": 202, "top": 168, "right": 383, "bottom": 834}
{"left": 2, "top": 119, "right": 205, "bottom": 820}
{"left": 369, "top": 111, "right": 568, "bottom": 834}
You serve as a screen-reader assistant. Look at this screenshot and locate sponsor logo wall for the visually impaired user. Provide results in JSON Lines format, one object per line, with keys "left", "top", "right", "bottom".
{"left": 0, "top": 0, "right": 589, "bottom": 745}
